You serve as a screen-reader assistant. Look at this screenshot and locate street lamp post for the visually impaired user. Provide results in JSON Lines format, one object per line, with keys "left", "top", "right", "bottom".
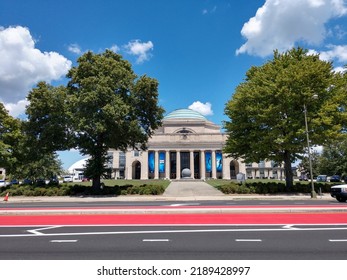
{"left": 303, "top": 99, "right": 317, "bottom": 199}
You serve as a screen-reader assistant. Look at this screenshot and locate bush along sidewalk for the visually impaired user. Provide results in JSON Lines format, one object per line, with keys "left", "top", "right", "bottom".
{"left": 214, "top": 181, "right": 340, "bottom": 195}
{"left": 0, "top": 183, "right": 166, "bottom": 197}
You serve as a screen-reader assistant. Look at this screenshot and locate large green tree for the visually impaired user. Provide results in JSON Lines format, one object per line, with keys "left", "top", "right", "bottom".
{"left": 0, "top": 102, "right": 23, "bottom": 177}
{"left": 317, "top": 138, "right": 347, "bottom": 177}
{"left": 25, "top": 81, "right": 72, "bottom": 154}
{"left": 224, "top": 47, "right": 345, "bottom": 189}
{"left": 66, "top": 50, "right": 164, "bottom": 188}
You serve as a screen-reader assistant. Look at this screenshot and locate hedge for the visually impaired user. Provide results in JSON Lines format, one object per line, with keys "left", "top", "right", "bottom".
{"left": 0, "top": 183, "right": 166, "bottom": 197}
{"left": 215, "top": 181, "right": 341, "bottom": 195}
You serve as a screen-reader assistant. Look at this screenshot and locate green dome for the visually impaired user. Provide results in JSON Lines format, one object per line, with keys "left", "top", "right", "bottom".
{"left": 163, "top": 109, "right": 207, "bottom": 121}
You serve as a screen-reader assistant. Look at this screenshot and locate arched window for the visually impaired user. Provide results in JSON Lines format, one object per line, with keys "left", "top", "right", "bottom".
{"left": 178, "top": 129, "right": 192, "bottom": 134}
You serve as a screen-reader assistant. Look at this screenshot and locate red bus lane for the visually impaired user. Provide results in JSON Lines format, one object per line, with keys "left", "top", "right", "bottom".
{"left": 1, "top": 212, "right": 347, "bottom": 226}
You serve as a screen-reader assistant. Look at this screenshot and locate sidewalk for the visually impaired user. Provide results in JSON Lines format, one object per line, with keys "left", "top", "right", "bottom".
{"left": 1, "top": 180, "right": 333, "bottom": 203}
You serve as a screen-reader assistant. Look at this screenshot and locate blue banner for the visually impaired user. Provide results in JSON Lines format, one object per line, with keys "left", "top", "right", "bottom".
{"left": 159, "top": 152, "right": 165, "bottom": 173}
{"left": 148, "top": 151, "right": 155, "bottom": 173}
{"left": 216, "top": 152, "right": 223, "bottom": 172}
{"left": 205, "top": 151, "right": 212, "bottom": 172}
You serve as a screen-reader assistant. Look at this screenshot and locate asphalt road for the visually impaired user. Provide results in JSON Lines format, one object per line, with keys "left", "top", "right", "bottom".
{"left": 1, "top": 199, "right": 346, "bottom": 260}
{"left": 0, "top": 224, "right": 347, "bottom": 260}
{"left": 1, "top": 198, "right": 345, "bottom": 209}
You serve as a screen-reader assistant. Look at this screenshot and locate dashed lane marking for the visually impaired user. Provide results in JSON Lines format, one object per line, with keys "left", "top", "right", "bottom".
{"left": 50, "top": 240, "right": 78, "bottom": 243}
{"left": 142, "top": 239, "right": 170, "bottom": 242}
{"left": 235, "top": 239, "right": 262, "bottom": 242}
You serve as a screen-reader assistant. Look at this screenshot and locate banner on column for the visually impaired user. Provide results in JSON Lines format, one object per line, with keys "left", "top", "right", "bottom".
{"left": 216, "top": 152, "right": 223, "bottom": 172}
{"left": 159, "top": 152, "right": 165, "bottom": 173}
{"left": 148, "top": 151, "right": 154, "bottom": 173}
{"left": 205, "top": 151, "right": 212, "bottom": 172}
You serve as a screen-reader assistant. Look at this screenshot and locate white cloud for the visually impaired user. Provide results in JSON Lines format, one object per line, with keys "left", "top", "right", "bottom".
{"left": 110, "top": 44, "right": 120, "bottom": 53}
{"left": 236, "top": 0, "right": 347, "bottom": 57}
{"left": 4, "top": 99, "right": 28, "bottom": 117}
{"left": 333, "top": 66, "right": 347, "bottom": 73}
{"left": 125, "top": 40, "right": 154, "bottom": 63}
{"left": 68, "top": 43, "right": 82, "bottom": 54}
{"left": 188, "top": 101, "right": 213, "bottom": 116}
{"left": 318, "top": 44, "right": 347, "bottom": 62}
{"left": 0, "top": 26, "right": 71, "bottom": 103}
{"left": 202, "top": 6, "right": 217, "bottom": 15}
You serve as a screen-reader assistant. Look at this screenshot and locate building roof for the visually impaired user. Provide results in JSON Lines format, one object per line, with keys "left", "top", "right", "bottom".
{"left": 163, "top": 108, "right": 207, "bottom": 121}
{"left": 68, "top": 158, "right": 89, "bottom": 173}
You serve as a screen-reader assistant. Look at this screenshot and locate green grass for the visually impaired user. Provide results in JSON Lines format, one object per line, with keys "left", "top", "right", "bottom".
{"left": 66, "top": 179, "right": 171, "bottom": 188}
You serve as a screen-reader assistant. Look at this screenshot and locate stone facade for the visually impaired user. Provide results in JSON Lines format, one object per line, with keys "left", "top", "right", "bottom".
{"left": 108, "top": 109, "right": 284, "bottom": 180}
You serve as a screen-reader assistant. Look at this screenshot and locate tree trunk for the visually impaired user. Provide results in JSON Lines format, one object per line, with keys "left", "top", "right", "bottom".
{"left": 283, "top": 150, "right": 293, "bottom": 190}
{"left": 92, "top": 175, "right": 101, "bottom": 190}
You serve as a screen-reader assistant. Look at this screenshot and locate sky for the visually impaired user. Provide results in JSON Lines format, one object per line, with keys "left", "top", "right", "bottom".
{"left": 1, "top": 0, "right": 347, "bottom": 170}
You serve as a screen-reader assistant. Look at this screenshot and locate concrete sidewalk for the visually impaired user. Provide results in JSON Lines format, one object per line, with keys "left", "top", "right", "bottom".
{"left": 0, "top": 179, "right": 333, "bottom": 203}
{"left": 162, "top": 180, "right": 225, "bottom": 197}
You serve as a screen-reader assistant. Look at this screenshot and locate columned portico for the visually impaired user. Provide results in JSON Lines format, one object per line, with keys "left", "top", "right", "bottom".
{"left": 144, "top": 148, "right": 232, "bottom": 180}
{"left": 75, "top": 109, "right": 283, "bottom": 181}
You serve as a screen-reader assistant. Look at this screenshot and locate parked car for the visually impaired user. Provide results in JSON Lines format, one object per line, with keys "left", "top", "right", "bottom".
{"left": 10, "top": 179, "right": 19, "bottom": 185}
{"left": 22, "top": 179, "right": 33, "bottom": 185}
{"left": 331, "top": 184, "right": 347, "bottom": 202}
{"left": 330, "top": 175, "right": 341, "bottom": 182}
{"left": 0, "top": 180, "right": 6, "bottom": 187}
{"left": 316, "top": 175, "right": 328, "bottom": 182}
{"left": 63, "top": 175, "right": 73, "bottom": 183}
{"left": 35, "top": 178, "right": 46, "bottom": 186}
{"left": 48, "top": 176, "right": 59, "bottom": 185}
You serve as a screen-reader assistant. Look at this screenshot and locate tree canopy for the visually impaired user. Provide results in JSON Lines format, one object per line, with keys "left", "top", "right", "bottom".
{"left": 0, "top": 102, "right": 23, "bottom": 176}
{"left": 66, "top": 50, "right": 164, "bottom": 188}
{"left": 224, "top": 47, "right": 346, "bottom": 188}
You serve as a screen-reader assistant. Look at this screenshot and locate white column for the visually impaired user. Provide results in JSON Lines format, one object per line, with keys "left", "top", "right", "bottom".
{"left": 190, "top": 150, "right": 194, "bottom": 179}
{"left": 212, "top": 150, "right": 217, "bottom": 179}
{"left": 200, "top": 150, "right": 205, "bottom": 180}
{"left": 141, "top": 151, "right": 148, "bottom": 180}
{"left": 222, "top": 156, "right": 231, "bottom": 180}
{"left": 154, "top": 150, "right": 159, "bottom": 179}
{"left": 165, "top": 151, "right": 170, "bottom": 180}
{"left": 176, "top": 150, "right": 181, "bottom": 179}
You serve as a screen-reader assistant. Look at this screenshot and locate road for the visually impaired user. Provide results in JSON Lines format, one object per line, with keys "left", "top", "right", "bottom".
{"left": 1, "top": 198, "right": 345, "bottom": 208}
{"left": 0, "top": 223, "right": 347, "bottom": 260}
{"left": 1, "top": 200, "right": 347, "bottom": 260}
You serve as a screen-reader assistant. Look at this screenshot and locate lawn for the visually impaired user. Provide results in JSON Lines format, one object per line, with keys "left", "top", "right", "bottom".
{"left": 67, "top": 179, "right": 172, "bottom": 188}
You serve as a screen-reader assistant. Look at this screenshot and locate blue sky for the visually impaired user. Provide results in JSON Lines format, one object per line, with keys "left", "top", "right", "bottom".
{"left": 1, "top": 0, "right": 347, "bottom": 170}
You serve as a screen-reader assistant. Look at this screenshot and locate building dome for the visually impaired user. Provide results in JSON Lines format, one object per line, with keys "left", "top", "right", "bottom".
{"left": 68, "top": 158, "right": 89, "bottom": 173}
{"left": 163, "top": 109, "right": 207, "bottom": 121}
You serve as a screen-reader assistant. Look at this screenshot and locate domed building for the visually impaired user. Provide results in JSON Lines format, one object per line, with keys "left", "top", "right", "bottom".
{"left": 107, "top": 108, "right": 283, "bottom": 180}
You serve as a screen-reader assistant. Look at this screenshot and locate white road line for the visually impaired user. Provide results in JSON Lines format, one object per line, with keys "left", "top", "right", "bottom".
{"left": 1, "top": 225, "right": 347, "bottom": 238}
{"left": 143, "top": 239, "right": 170, "bottom": 242}
{"left": 27, "top": 226, "right": 62, "bottom": 235}
{"left": 329, "top": 239, "right": 347, "bottom": 242}
{"left": 282, "top": 225, "right": 298, "bottom": 229}
{"left": 50, "top": 240, "right": 78, "bottom": 243}
{"left": 235, "top": 239, "right": 262, "bottom": 242}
